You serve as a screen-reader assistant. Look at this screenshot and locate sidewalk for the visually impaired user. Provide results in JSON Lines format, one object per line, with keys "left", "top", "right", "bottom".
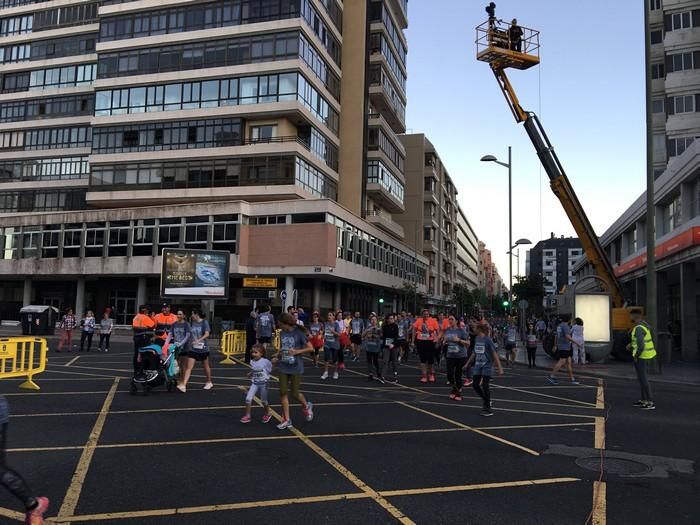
{"left": 511, "top": 344, "right": 700, "bottom": 387}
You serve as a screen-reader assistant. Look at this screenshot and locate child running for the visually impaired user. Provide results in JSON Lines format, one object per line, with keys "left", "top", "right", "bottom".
{"left": 273, "top": 313, "right": 314, "bottom": 430}
{"left": 241, "top": 344, "right": 272, "bottom": 424}
{"left": 308, "top": 312, "right": 324, "bottom": 367}
{"left": 321, "top": 312, "right": 340, "bottom": 380}
{"left": 465, "top": 322, "right": 503, "bottom": 416}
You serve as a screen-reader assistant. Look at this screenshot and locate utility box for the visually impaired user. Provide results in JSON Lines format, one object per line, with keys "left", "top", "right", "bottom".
{"left": 19, "top": 305, "right": 59, "bottom": 336}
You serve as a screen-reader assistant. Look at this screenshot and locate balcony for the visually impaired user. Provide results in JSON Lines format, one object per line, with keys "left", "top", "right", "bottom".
{"left": 367, "top": 181, "right": 404, "bottom": 213}
{"left": 386, "top": 0, "right": 408, "bottom": 28}
{"left": 368, "top": 67, "right": 406, "bottom": 133}
{"left": 366, "top": 210, "right": 405, "bottom": 239}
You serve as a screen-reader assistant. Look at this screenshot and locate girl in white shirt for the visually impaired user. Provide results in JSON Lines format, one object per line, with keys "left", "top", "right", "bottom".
{"left": 571, "top": 317, "right": 585, "bottom": 364}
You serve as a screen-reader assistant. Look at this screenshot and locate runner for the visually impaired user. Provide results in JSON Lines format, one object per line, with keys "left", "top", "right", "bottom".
{"left": 321, "top": 312, "right": 340, "bottom": 380}
{"left": 256, "top": 305, "right": 275, "bottom": 346}
{"left": 349, "top": 311, "right": 365, "bottom": 362}
{"left": 337, "top": 311, "right": 352, "bottom": 369}
{"left": 412, "top": 309, "right": 440, "bottom": 383}
{"left": 535, "top": 318, "right": 547, "bottom": 341}
{"left": 525, "top": 322, "right": 538, "bottom": 369}
{"left": 273, "top": 312, "right": 314, "bottom": 429}
{"left": 396, "top": 311, "right": 410, "bottom": 363}
{"left": 435, "top": 312, "right": 448, "bottom": 369}
{"left": 463, "top": 318, "right": 477, "bottom": 388}
{"left": 362, "top": 314, "right": 383, "bottom": 383}
{"left": 240, "top": 343, "right": 273, "bottom": 424}
{"left": 382, "top": 313, "right": 399, "bottom": 383}
{"left": 504, "top": 318, "right": 518, "bottom": 367}
{"left": 177, "top": 309, "right": 213, "bottom": 392}
{"left": 546, "top": 315, "right": 579, "bottom": 385}
{"left": 442, "top": 314, "right": 469, "bottom": 400}
{"left": 308, "top": 312, "right": 324, "bottom": 367}
{"left": 171, "top": 310, "right": 191, "bottom": 377}
{"left": 465, "top": 322, "right": 504, "bottom": 416}
{"left": 79, "top": 310, "right": 95, "bottom": 352}
{"left": 56, "top": 307, "right": 76, "bottom": 353}
{"left": 0, "top": 396, "right": 49, "bottom": 524}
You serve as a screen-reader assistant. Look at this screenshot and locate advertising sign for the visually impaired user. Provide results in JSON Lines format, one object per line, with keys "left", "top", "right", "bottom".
{"left": 161, "top": 249, "right": 230, "bottom": 299}
{"left": 243, "top": 278, "right": 278, "bottom": 288}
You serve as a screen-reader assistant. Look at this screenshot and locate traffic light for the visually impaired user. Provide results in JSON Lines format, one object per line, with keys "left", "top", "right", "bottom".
{"left": 501, "top": 292, "right": 509, "bottom": 308}
{"left": 379, "top": 298, "right": 385, "bottom": 304}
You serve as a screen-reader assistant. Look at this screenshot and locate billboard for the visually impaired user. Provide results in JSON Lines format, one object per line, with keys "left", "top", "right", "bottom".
{"left": 160, "top": 249, "right": 230, "bottom": 299}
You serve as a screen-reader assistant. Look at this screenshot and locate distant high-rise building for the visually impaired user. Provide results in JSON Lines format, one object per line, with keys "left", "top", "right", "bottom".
{"left": 527, "top": 234, "right": 582, "bottom": 295}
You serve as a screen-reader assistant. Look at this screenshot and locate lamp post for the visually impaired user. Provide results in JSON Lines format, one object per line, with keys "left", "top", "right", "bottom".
{"left": 481, "top": 148, "right": 531, "bottom": 310}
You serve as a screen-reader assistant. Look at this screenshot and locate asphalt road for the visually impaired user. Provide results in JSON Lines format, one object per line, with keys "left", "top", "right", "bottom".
{"left": 0, "top": 341, "right": 698, "bottom": 524}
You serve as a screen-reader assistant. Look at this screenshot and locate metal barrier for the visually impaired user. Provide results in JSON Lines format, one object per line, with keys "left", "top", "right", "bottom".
{"left": 219, "top": 330, "right": 245, "bottom": 364}
{"left": 273, "top": 329, "right": 281, "bottom": 351}
{"left": 0, "top": 337, "right": 47, "bottom": 390}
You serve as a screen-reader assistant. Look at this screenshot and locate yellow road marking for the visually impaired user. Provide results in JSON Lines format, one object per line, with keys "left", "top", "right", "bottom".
{"left": 491, "top": 384, "right": 597, "bottom": 407}
{"left": 420, "top": 400, "right": 598, "bottom": 420}
{"left": 57, "top": 378, "right": 120, "bottom": 520}
{"left": 0, "top": 506, "right": 23, "bottom": 521}
{"left": 342, "top": 366, "right": 432, "bottom": 396}
{"left": 64, "top": 356, "right": 80, "bottom": 367}
{"left": 35, "top": 368, "right": 124, "bottom": 380}
{"left": 381, "top": 476, "right": 580, "bottom": 497}
{"left": 2, "top": 391, "right": 113, "bottom": 396}
{"left": 487, "top": 397, "right": 602, "bottom": 410}
{"left": 594, "top": 418, "right": 605, "bottom": 449}
{"left": 397, "top": 401, "right": 540, "bottom": 456}
{"left": 478, "top": 422, "right": 595, "bottom": 431}
{"left": 592, "top": 481, "right": 606, "bottom": 525}
{"left": 596, "top": 379, "right": 605, "bottom": 409}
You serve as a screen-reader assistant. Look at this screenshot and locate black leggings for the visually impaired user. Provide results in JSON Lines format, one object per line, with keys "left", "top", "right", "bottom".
{"left": 526, "top": 346, "right": 537, "bottom": 367}
{"left": 446, "top": 357, "right": 467, "bottom": 392}
{"left": 367, "top": 352, "right": 382, "bottom": 377}
{"left": 0, "top": 423, "right": 36, "bottom": 511}
{"left": 99, "top": 333, "right": 111, "bottom": 351}
{"left": 80, "top": 331, "right": 93, "bottom": 351}
{"left": 472, "top": 375, "right": 491, "bottom": 409}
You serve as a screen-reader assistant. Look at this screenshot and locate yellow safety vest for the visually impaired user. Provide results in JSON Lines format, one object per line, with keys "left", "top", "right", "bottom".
{"left": 630, "top": 323, "right": 657, "bottom": 360}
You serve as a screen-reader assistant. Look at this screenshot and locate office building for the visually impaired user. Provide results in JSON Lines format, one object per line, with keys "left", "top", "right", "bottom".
{"left": 456, "top": 204, "right": 479, "bottom": 289}
{"left": 0, "top": 0, "right": 427, "bottom": 322}
{"left": 526, "top": 234, "right": 582, "bottom": 295}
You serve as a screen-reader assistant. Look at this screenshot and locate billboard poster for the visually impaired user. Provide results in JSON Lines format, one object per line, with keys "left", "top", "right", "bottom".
{"left": 161, "top": 249, "right": 230, "bottom": 299}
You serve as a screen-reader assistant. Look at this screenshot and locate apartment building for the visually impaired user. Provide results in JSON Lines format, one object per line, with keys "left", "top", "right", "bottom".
{"left": 396, "top": 133, "right": 459, "bottom": 307}
{"left": 526, "top": 235, "right": 583, "bottom": 295}
{"left": 0, "top": 0, "right": 427, "bottom": 322}
{"left": 456, "top": 203, "right": 479, "bottom": 289}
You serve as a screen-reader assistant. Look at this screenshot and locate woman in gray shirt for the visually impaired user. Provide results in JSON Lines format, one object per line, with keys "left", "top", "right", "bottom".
{"left": 99, "top": 312, "right": 114, "bottom": 352}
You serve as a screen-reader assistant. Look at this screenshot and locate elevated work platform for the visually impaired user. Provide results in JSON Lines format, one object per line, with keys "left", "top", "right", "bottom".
{"left": 476, "top": 19, "right": 540, "bottom": 70}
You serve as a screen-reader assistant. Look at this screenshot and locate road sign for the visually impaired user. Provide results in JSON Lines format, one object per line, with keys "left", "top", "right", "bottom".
{"left": 518, "top": 299, "right": 529, "bottom": 309}
{"left": 242, "top": 289, "right": 272, "bottom": 299}
{"left": 243, "top": 278, "right": 277, "bottom": 288}
{"left": 268, "top": 290, "right": 277, "bottom": 299}
{"left": 280, "top": 290, "right": 288, "bottom": 301}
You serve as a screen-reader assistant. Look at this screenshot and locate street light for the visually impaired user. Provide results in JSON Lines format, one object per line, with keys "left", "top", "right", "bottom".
{"left": 508, "top": 238, "right": 532, "bottom": 280}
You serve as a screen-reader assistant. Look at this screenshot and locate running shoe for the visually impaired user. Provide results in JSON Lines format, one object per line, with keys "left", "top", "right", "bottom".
{"left": 375, "top": 376, "right": 385, "bottom": 384}
{"left": 449, "top": 393, "right": 456, "bottom": 400}
{"left": 176, "top": 384, "right": 186, "bottom": 393}
{"left": 446, "top": 380, "right": 452, "bottom": 385}
{"left": 641, "top": 402, "right": 656, "bottom": 411}
{"left": 352, "top": 355, "right": 359, "bottom": 362}
{"left": 454, "top": 394, "right": 463, "bottom": 401}
{"left": 388, "top": 377, "right": 398, "bottom": 384}
{"left": 420, "top": 375, "right": 428, "bottom": 384}
{"left": 571, "top": 378, "right": 580, "bottom": 385}
{"left": 25, "top": 497, "right": 49, "bottom": 525}
{"left": 428, "top": 373, "right": 436, "bottom": 383}
{"left": 261, "top": 414, "right": 272, "bottom": 424}
{"left": 277, "top": 419, "right": 293, "bottom": 430}
{"left": 632, "top": 400, "right": 644, "bottom": 407}
{"left": 546, "top": 376, "right": 558, "bottom": 385}
{"left": 480, "top": 410, "right": 494, "bottom": 417}
{"left": 332, "top": 371, "right": 339, "bottom": 380}
{"left": 240, "top": 415, "right": 251, "bottom": 424}
{"left": 304, "top": 401, "right": 314, "bottom": 422}
{"left": 203, "top": 382, "right": 214, "bottom": 390}
{"left": 321, "top": 371, "right": 329, "bottom": 380}
{"left": 338, "top": 362, "right": 346, "bottom": 370}
{"left": 463, "top": 379, "right": 473, "bottom": 387}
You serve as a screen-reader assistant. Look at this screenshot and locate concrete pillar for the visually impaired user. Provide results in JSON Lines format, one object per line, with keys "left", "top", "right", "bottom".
{"left": 285, "top": 276, "right": 295, "bottom": 311}
{"left": 312, "top": 279, "right": 321, "bottom": 312}
{"left": 392, "top": 297, "right": 398, "bottom": 313}
{"left": 680, "top": 262, "right": 698, "bottom": 361}
{"left": 201, "top": 300, "right": 215, "bottom": 325}
{"left": 656, "top": 271, "right": 669, "bottom": 331}
{"left": 75, "top": 277, "right": 85, "bottom": 318}
{"left": 333, "top": 282, "right": 342, "bottom": 311}
{"left": 136, "top": 277, "right": 147, "bottom": 309}
{"left": 22, "top": 278, "right": 32, "bottom": 306}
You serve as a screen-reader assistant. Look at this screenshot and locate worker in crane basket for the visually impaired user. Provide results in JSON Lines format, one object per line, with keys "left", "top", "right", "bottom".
{"left": 509, "top": 19, "right": 524, "bottom": 52}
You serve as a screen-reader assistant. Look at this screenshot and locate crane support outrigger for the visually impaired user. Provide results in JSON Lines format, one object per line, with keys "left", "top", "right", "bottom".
{"left": 475, "top": 17, "right": 630, "bottom": 320}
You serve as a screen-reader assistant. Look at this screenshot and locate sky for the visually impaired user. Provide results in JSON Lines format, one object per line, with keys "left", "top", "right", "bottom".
{"left": 404, "top": 0, "right": 646, "bottom": 283}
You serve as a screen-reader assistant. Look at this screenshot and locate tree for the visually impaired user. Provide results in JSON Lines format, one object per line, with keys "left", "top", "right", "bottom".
{"left": 451, "top": 284, "right": 474, "bottom": 317}
{"left": 400, "top": 281, "right": 427, "bottom": 313}
{"left": 511, "top": 274, "right": 546, "bottom": 316}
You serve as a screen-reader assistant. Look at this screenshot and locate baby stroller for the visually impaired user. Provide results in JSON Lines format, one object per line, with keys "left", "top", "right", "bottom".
{"left": 130, "top": 332, "right": 178, "bottom": 395}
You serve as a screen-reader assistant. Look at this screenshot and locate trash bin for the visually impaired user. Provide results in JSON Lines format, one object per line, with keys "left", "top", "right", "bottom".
{"left": 19, "top": 305, "right": 59, "bottom": 336}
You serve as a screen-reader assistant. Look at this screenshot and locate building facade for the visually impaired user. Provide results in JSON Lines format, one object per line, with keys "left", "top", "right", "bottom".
{"left": 396, "top": 133, "right": 459, "bottom": 307}
{"left": 456, "top": 203, "right": 480, "bottom": 289}
{"left": 478, "top": 241, "right": 503, "bottom": 299}
{"left": 0, "top": 0, "right": 427, "bottom": 323}
{"left": 526, "top": 235, "right": 582, "bottom": 295}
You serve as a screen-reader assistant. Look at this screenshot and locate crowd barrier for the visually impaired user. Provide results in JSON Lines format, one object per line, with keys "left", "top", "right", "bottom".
{"left": 0, "top": 337, "right": 47, "bottom": 390}
{"left": 219, "top": 330, "right": 281, "bottom": 364}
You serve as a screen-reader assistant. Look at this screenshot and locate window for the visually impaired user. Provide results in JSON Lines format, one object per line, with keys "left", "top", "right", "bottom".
{"left": 671, "top": 12, "right": 691, "bottom": 30}
{"left": 62, "top": 223, "right": 82, "bottom": 257}
{"left": 250, "top": 124, "right": 277, "bottom": 142}
{"left": 667, "top": 95, "right": 696, "bottom": 114}
{"left": 368, "top": 127, "right": 405, "bottom": 172}
{"left": 367, "top": 160, "right": 405, "bottom": 204}
{"left": 651, "top": 62, "right": 665, "bottom": 79}
{"left": 41, "top": 226, "right": 59, "bottom": 258}
{"left": 652, "top": 98, "right": 665, "bottom": 113}
{"left": 667, "top": 136, "right": 695, "bottom": 157}
{"left": 122, "top": 130, "right": 140, "bottom": 147}
{"left": 132, "top": 219, "right": 154, "bottom": 256}
{"left": 85, "top": 223, "right": 105, "bottom": 257}
{"left": 212, "top": 214, "right": 238, "bottom": 253}
{"left": 0, "top": 157, "right": 88, "bottom": 182}
{"left": 108, "top": 221, "right": 130, "bottom": 257}
{"left": 666, "top": 51, "right": 700, "bottom": 73}
{"left": 653, "top": 133, "right": 666, "bottom": 151}
{"left": 0, "top": 190, "right": 84, "bottom": 213}
{"left": 184, "top": 216, "right": 209, "bottom": 249}
{"left": 424, "top": 177, "right": 436, "bottom": 192}
{"left": 649, "top": 0, "right": 662, "bottom": 11}
{"left": 650, "top": 30, "right": 663, "bottom": 44}
{"left": 24, "top": 127, "right": 91, "bottom": 150}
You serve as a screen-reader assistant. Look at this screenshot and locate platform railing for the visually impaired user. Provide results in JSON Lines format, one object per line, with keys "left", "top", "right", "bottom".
{"left": 476, "top": 19, "right": 540, "bottom": 58}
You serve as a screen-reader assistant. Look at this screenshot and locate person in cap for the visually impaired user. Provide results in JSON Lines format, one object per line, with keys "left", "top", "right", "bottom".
{"left": 509, "top": 18, "right": 524, "bottom": 52}
{"left": 132, "top": 305, "right": 155, "bottom": 372}
{"left": 153, "top": 303, "right": 177, "bottom": 347}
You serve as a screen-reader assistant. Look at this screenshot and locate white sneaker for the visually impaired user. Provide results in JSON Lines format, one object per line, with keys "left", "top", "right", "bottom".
{"left": 320, "top": 371, "right": 329, "bottom": 380}
{"left": 332, "top": 371, "right": 339, "bottom": 380}
{"left": 277, "top": 419, "right": 293, "bottom": 430}
{"left": 176, "top": 384, "right": 186, "bottom": 393}
{"left": 203, "top": 382, "right": 214, "bottom": 390}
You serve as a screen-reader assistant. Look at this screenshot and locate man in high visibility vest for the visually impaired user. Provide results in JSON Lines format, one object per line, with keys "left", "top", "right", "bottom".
{"left": 132, "top": 304, "right": 156, "bottom": 372}
{"left": 626, "top": 308, "right": 656, "bottom": 410}
{"left": 153, "top": 303, "right": 177, "bottom": 346}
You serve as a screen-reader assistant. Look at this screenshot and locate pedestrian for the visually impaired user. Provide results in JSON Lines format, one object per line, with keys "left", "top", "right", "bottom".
{"left": 442, "top": 314, "right": 469, "bottom": 400}
{"left": 465, "top": 322, "right": 504, "bottom": 416}
{"left": 627, "top": 309, "right": 657, "bottom": 410}
{"left": 171, "top": 310, "right": 191, "bottom": 375}
{"left": 256, "top": 304, "right": 275, "bottom": 346}
{"left": 571, "top": 317, "right": 586, "bottom": 365}
{"left": 546, "top": 315, "right": 579, "bottom": 385}
{"left": 244, "top": 309, "right": 257, "bottom": 363}
{"left": 321, "top": 312, "right": 340, "bottom": 381}
{"left": 337, "top": 311, "right": 351, "bottom": 370}
{"left": 0, "top": 396, "right": 49, "bottom": 524}
{"left": 382, "top": 313, "right": 399, "bottom": 383}
{"left": 525, "top": 322, "right": 538, "bottom": 369}
{"left": 463, "top": 319, "right": 477, "bottom": 388}
{"left": 412, "top": 309, "right": 440, "bottom": 383}
{"left": 396, "top": 311, "right": 410, "bottom": 363}
{"left": 363, "top": 314, "right": 383, "bottom": 383}
{"left": 296, "top": 307, "right": 309, "bottom": 326}
{"left": 272, "top": 312, "right": 314, "bottom": 430}
{"left": 240, "top": 343, "right": 273, "bottom": 424}
{"left": 509, "top": 18, "right": 523, "bottom": 51}
{"left": 504, "top": 318, "right": 517, "bottom": 367}
{"left": 57, "top": 308, "right": 76, "bottom": 352}
{"left": 98, "top": 311, "right": 113, "bottom": 352}
{"left": 177, "top": 309, "right": 212, "bottom": 392}
{"left": 132, "top": 305, "right": 155, "bottom": 372}
{"left": 308, "top": 311, "right": 324, "bottom": 367}
{"left": 79, "top": 310, "right": 95, "bottom": 352}
{"left": 535, "top": 318, "right": 546, "bottom": 342}
{"left": 153, "top": 303, "right": 177, "bottom": 347}
{"left": 349, "top": 311, "right": 365, "bottom": 362}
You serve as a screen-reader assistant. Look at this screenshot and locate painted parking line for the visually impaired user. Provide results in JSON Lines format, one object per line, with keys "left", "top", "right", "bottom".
{"left": 419, "top": 400, "right": 599, "bottom": 420}
{"left": 381, "top": 476, "right": 580, "bottom": 497}
{"left": 590, "top": 379, "right": 607, "bottom": 525}
{"left": 491, "top": 384, "right": 598, "bottom": 407}
{"left": 64, "top": 356, "right": 80, "bottom": 367}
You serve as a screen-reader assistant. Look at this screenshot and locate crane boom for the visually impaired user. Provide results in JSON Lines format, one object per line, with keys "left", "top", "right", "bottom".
{"left": 491, "top": 66, "right": 626, "bottom": 308}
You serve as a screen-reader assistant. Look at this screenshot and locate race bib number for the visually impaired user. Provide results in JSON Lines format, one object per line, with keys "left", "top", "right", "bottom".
{"left": 193, "top": 342, "right": 205, "bottom": 350}
{"left": 447, "top": 344, "right": 460, "bottom": 354}
{"left": 418, "top": 332, "right": 431, "bottom": 340}
{"left": 507, "top": 329, "right": 517, "bottom": 342}
{"left": 398, "top": 326, "right": 405, "bottom": 338}
{"left": 281, "top": 349, "right": 296, "bottom": 365}
{"left": 261, "top": 317, "right": 269, "bottom": 326}
{"left": 385, "top": 338, "right": 394, "bottom": 346}
{"left": 527, "top": 335, "right": 537, "bottom": 343}
{"left": 252, "top": 370, "right": 266, "bottom": 382}
{"left": 475, "top": 342, "right": 486, "bottom": 354}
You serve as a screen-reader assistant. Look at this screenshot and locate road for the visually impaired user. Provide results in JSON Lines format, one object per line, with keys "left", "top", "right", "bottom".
{"left": 1, "top": 341, "right": 698, "bottom": 524}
